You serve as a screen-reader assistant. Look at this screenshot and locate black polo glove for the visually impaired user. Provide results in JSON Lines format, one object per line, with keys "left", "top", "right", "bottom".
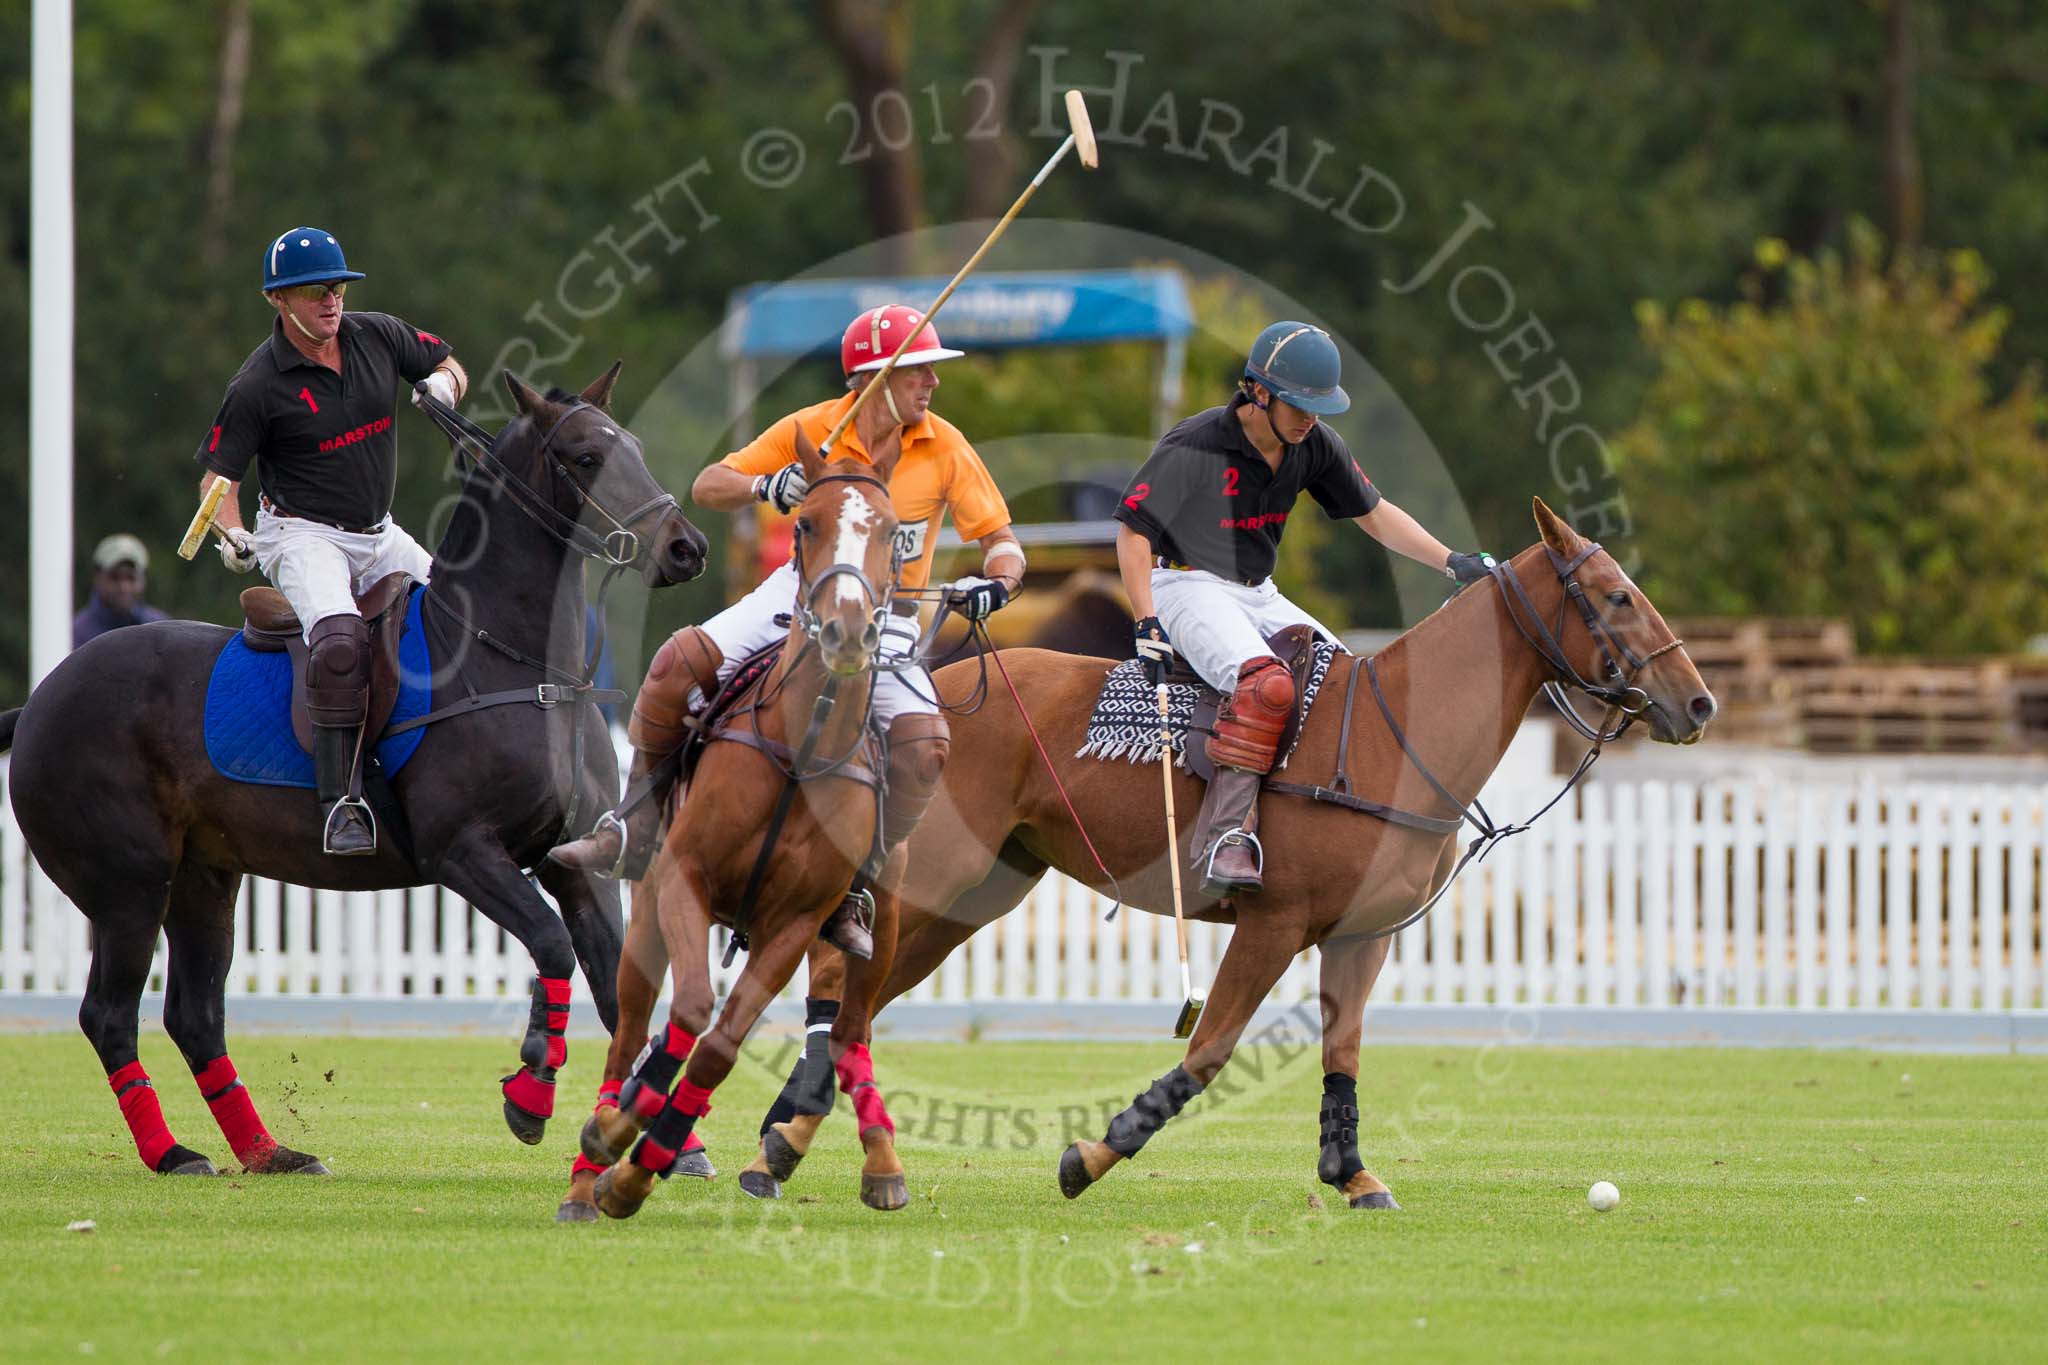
{"left": 951, "top": 576, "right": 1011, "bottom": 622}
{"left": 1133, "top": 615, "right": 1175, "bottom": 685}
{"left": 1445, "top": 551, "right": 1497, "bottom": 585}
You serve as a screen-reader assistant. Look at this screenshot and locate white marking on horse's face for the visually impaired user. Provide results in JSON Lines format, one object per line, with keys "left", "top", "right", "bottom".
{"left": 830, "top": 486, "right": 877, "bottom": 608}
{"left": 601, "top": 426, "right": 616, "bottom": 437}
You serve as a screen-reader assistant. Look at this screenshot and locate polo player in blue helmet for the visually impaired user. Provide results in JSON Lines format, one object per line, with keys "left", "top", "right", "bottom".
{"left": 193, "top": 227, "right": 468, "bottom": 856}
{"left": 1113, "top": 321, "right": 1496, "bottom": 897}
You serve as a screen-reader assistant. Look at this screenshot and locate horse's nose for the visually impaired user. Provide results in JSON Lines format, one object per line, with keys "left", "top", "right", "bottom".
{"left": 818, "top": 618, "right": 847, "bottom": 653}
{"left": 1688, "top": 692, "right": 1718, "bottom": 727}
{"left": 859, "top": 622, "right": 880, "bottom": 653}
{"left": 666, "top": 532, "right": 703, "bottom": 576}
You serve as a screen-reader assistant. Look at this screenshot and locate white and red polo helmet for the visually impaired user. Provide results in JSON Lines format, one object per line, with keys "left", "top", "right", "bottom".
{"left": 840, "top": 304, "right": 964, "bottom": 377}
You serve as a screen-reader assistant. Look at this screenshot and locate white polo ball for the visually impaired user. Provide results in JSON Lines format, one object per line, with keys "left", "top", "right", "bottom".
{"left": 1588, "top": 1180, "right": 1621, "bottom": 1212}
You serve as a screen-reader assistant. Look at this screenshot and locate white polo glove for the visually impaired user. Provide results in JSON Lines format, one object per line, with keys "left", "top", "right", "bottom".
{"left": 757, "top": 463, "right": 810, "bottom": 514}
{"left": 411, "top": 370, "right": 459, "bottom": 409}
{"left": 217, "top": 526, "right": 257, "bottom": 574}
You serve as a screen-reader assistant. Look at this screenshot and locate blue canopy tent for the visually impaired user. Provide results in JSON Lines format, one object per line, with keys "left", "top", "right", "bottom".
{"left": 719, "top": 267, "right": 1195, "bottom": 447}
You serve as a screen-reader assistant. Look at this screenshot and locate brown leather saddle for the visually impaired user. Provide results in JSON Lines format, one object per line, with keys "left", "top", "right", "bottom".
{"left": 238, "top": 572, "right": 416, "bottom": 754}
{"left": 1183, "top": 623, "right": 1327, "bottom": 784}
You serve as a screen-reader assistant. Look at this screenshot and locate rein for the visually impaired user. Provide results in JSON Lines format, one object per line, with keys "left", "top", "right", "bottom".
{"left": 1282, "top": 542, "right": 1684, "bottom": 940}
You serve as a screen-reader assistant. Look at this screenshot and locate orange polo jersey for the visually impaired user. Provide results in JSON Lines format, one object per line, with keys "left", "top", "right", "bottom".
{"left": 721, "top": 392, "right": 1012, "bottom": 590}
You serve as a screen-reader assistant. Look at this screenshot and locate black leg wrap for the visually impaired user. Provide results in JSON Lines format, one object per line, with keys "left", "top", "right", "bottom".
{"left": 631, "top": 1096, "right": 703, "bottom": 1177}
{"left": 1103, "top": 1065, "right": 1205, "bottom": 1159}
{"left": 761, "top": 998, "right": 840, "bottom": 1136}
{"left": 1317, "top": 1072, "right": 1366, "bottom": 1188}
{"left": 517, "top": 977, "right": 549, "bottom": 1071}
{"left": 617, "top": 1029, "right": 685, "bottom": 1121}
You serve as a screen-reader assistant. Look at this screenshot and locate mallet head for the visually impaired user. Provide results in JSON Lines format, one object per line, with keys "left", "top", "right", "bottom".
{"left": 1173, "top": 989, "right": 1205, "bottom": 1040}
{"left": 1064, "top": 89, "right": 1099, "bottom": 169}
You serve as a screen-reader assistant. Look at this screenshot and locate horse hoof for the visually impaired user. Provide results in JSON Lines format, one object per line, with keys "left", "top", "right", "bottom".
{"left": 555, "top": 1197, "right": 601, "bottom": 1224}
{"left": 503, "top": 1097, "right": 548, "bottom": 1147}
{"left": 1348, "top": 1190, "right": 1400, "bottom": 1210}
{"left": 762, "top": 1128, "right": 806, "bottom": 1182}
{"left": 250, "top": 1146, "right": 331, "bottom": 1176}
{"left": 738, "top": 1169, "right": 781, "bottom": 1200}
{"left": 860, "top": 1172, "right": 909, "bottom": 1212}
{"left": 159, "top": 1149, "right": 218, "bottom": 1178}
{"left": 581, "top": 1111, "right": 628, "bottom": 1166}
{"left": 593, "top": 1167, "right": 652, "bottom": 1220}
{"left": 673, "top": 1147, "right": 716, "bottom": 1181}
{"left": 1057, "top": 1143, "right": 1094, "bottom": 1200}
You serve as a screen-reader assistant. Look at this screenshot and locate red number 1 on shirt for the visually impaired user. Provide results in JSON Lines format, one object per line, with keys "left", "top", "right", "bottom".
{"left": 298, "top": 387, "right": 319, "bottom": 414}
{"left": 1221, "top": 467, "right": 1240, "bottom": 497}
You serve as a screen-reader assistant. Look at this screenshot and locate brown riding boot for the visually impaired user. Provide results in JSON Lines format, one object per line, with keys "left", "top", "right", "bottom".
{"left": 548, "top": 627, "right": 723, "bottom": 880}
{"left": 307, "top": 614, "right": 375, "bottom": 857}
{"left": 819, "top": 712, "right": 951, "bottom": 960}
{"left": 1193, "top": 657, "right": 1296, "bottom": 899}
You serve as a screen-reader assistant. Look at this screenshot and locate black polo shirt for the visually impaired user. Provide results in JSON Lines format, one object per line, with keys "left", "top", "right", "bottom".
{"left": 195, "top": 311, "right": 452, "bottom": 529}
{"left": 1113, "top": 400, "right": 1380, "bottom": 584}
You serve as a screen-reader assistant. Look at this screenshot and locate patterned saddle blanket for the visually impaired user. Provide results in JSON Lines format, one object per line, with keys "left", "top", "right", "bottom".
{"left": 202, "top": 586, "right": 434, "bottom": 788}
{"left": 1076, "top": 639, "right": 1340, "bottom": 771}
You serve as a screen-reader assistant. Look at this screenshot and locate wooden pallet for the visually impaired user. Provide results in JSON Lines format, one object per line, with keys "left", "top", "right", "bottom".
{"left": 1798, "top": 661, "right": 2014, "bottom": 753}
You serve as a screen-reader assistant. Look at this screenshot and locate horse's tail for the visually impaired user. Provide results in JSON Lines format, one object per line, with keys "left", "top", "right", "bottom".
{"left": 0, "top": 707, "right": 19, "bottom": 753}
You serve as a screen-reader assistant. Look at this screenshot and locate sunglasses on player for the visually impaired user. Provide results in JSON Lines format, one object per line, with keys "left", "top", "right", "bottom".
{"left": 279, "top": 282, "right": 349, "bottom": 302}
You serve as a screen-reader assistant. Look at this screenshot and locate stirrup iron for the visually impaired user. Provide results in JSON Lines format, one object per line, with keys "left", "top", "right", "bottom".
{"left": 322, "top": 795, "right": 377, "bottom": 855}
{"left": 1202, "top": 827, "right": 1263, "bottom": 879}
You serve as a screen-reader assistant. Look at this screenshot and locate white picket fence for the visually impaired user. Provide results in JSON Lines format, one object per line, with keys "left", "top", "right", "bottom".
{"left": 2, "top": 766, "right": 2042, "bottom": 1014}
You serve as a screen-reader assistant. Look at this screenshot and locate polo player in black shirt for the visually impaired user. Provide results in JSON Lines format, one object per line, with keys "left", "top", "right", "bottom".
{"left": 193, "top": 226, "right": 467, "bottom": 855}
{"left": 1114, "top": 321, "right": 1495, "bottom": 897}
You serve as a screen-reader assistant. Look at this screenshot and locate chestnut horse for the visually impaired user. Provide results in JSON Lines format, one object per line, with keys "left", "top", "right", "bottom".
{"left": 1, "top": 365, "right": 707, "bottom": 1179}
{"left": 738, "top": 498, "right": 1716, "bottom": 1207}
{"left": 574, "top": 429, "right": 917, "bottom": 1221}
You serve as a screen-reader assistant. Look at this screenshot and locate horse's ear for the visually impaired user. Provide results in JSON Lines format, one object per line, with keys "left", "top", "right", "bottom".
{"left": 502, "top": 370, "right": 546, "bottom": 418}
{"left": 793, "top": 422, "right": 827, "bottom": 486}
{"left": 1532, "top": 495, "right": 1584, "bottom": 557}
{"left": 579, "top": 359, "right": 624, "bottom": 413}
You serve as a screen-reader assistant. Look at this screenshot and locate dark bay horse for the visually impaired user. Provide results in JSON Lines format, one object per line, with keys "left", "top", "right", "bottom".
{"left": 746, "top": 498, "right": 1716, "bottom": 1207}
{"left": 1, "top": 365, "right": 706, "bottom": 1178}
{"left": 574, "top": 429, "right": 916, "bottom": 1221}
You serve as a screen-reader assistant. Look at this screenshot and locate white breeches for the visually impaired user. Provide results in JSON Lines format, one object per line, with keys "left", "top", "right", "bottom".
{"left": 1149, "top": 568, "right": 1343, "bottom": 693}
{"left": 250, "top": 508, "right": 434, "bottom": 640}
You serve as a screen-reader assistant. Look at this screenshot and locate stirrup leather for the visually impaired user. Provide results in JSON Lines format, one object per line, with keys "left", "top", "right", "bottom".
{"left": 1202, "top": 827, "right": 1264, "bottom": 881}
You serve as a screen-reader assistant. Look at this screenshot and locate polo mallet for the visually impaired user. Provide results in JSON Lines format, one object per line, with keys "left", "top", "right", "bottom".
{"left": 1158, "top": 684, "right": 1206, "bottom": 1038}
{"left": 818, "top": 89, "right": 1098, "bottom": 457}
{"left": 177, "top": 475, "right": 233, "bottom": 560}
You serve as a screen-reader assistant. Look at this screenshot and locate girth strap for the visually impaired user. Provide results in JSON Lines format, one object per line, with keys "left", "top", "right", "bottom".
{"left": 382, "top": 683, "right": 626, "bottom": 737}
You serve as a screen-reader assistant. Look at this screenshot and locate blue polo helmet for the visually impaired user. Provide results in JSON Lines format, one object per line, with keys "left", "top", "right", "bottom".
{"left": 1243, "top": 321, "right": 1350, "bottom": 415}
{"left": 261, "top": 227, "right": 366, "bottom": 291}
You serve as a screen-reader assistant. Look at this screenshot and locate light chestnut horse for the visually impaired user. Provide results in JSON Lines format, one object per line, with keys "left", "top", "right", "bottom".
{"left": 743, "top": 498, "right": 1715, "bottom": 1208}
{"left": 570, "top": 431, "right": 917, "bottom": 1220}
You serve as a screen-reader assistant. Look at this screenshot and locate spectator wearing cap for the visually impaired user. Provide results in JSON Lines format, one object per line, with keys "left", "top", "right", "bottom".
{"left": 73, "top": 534, "right": 169, "bottom": 649}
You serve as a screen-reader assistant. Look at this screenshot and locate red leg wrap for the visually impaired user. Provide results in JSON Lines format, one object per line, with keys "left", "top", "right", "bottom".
{"left": 625, "top": 1024, "right": 695, "bottom": 1121}
{"left": 572, "top": 1153, "right": 609, "bottom": 1178}
{"left": 503, "top": 1067, "right": 556, "bottom": 1118}
{"left": 833, "top": 1043, "right": 894, "bottom": 1137}
{"left": 540, "top": 977, "right": 572, "bottom": 1069}
{"left": 594, "top": 1077, "right": 623, "bottom": 1110}
{"left": 193, "top": 1055, "right": 276, "bottom": 1167}
{"left": 109, "top": 1062, "right": 177, "bottom": 1170}
{"left": 673, "top": 1079, "right": 714, "bottom": 1117}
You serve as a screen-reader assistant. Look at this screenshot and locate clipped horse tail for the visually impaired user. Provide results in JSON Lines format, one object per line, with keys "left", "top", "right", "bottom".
{"left": 0, "top": 707, "right": 20, "bottom": 754}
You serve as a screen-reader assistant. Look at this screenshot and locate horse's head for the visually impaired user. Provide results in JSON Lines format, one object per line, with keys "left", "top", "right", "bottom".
{"left": 501, "top": 364, "right": 708, "bottom": 586}
{"left": 787, "top": 424, "right": 901, "bottom": 677}
{"left": 1525, "top": 496, "right": 1716, "bottom": 744}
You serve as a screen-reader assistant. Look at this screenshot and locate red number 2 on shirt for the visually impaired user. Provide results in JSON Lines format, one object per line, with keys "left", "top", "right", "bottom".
{"left": 1221, "top": 467, "right": 1240, "bottom": 497}
{"left": 1123, "top": 482, "right": 1151, "bottom": 509}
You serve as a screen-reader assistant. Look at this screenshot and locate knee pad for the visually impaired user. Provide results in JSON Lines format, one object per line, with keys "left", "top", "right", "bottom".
{"left": 629, "top": 627, "right": 724, "bottom": 753}
{"left": 885, "top": 713, "right": 951, "bottom": 794}
{"left": 1208, "top": 656, "right": 1294, "bottom": 773}
{"left": 305, "top": 614, "right": 370, "bottom": 727}
{"left": 880, "top": 713, "right": 950, "bottom": 849}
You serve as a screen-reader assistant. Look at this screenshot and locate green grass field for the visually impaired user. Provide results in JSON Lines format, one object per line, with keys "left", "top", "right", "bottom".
{"left": 2, "top": 1033, "right": 2043, "bottom": 1363}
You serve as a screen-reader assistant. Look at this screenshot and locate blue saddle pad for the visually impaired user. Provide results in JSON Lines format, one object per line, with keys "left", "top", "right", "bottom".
{"left": 203, "top": 586, "right": 433, "bottom": 788}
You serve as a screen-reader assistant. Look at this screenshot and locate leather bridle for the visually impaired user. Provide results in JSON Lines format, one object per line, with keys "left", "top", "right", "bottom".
{"left": 417, "top": 389, "right": 680, "bottom": 569}
{"left": 787, "top": 470, "right": 903, "bottom": 656}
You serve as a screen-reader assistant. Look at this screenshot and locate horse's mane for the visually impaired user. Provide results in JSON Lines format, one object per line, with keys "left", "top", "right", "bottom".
{"left": 1361, "top": 539, "right": 1551, "bottom": 667}
{"left": 542, "top": 386, "right": 578, "bottom": 404}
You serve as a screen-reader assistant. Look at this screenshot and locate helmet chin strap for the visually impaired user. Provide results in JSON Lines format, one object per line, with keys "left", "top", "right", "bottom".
{"left": 285, "top": 305, "right": 332, "bottom": 344}
{"left": 881, "top": 381, "right": 904, "bottom": 425}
